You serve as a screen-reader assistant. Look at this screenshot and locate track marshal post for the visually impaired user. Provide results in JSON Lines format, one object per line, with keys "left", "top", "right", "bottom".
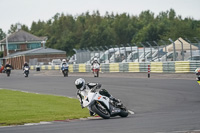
{"left": 148, "top": 65, "right": 150, "bottom": 78}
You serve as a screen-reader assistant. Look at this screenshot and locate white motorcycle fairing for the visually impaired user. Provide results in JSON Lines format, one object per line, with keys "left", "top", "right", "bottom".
{"left": 81, "top": 89, "right": 110, "bottom": 111}
{"left": 93, "top": 63, "right": 100, "bottom": 69}
{"left": 23, "top": 67, "right": 29, "bottom": 77}
{"left": 24, "top": 67, "right": 29, "bottom": 71}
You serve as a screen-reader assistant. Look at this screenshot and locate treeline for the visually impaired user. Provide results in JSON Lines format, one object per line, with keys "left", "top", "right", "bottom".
{"left": 1, "top": 9, "right": 200, "bottom": 55}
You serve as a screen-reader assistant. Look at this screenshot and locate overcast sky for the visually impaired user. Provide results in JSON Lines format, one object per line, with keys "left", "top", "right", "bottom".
{"left": 0, "top": 0, "right": 200, "bottom": 33}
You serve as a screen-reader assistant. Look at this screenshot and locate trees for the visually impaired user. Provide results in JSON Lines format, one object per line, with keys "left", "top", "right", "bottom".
{"left": 0, "top": 28, "right": 6, "bottom": 40}
{"left": 4, "top": 9, "right": 200, "bottom": 56}
{"left": 8, "top": 23, "right": 29, "bottom": 34}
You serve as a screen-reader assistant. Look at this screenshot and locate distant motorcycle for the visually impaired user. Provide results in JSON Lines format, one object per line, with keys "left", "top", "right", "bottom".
{"left": 23, "top": 66, "right": 29, "bottom": 77}
{"left": 92, "top": 63, "right": 100, "bottom": 77}
{"left": 195, "top": 68, "right": 200, "bottom": 80}
{"left": 77, "top": 85, "right": 129, "bottom": 119}
{"left": 61, "top": 64, "right": 69, "bottom": 77}
{"left": 5, "top": 67, "right": 11, "bottom": 77}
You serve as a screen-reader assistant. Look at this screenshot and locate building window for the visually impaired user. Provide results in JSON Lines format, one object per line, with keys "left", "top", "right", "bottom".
{"left": 27, "top": 43, "right": 41, "bottom": 49}
{"left": 8, "top": 44, "right": 20, "bottom": 50}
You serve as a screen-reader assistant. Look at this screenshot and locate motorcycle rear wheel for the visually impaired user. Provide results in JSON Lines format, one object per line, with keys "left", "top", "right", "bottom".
{"left": 91, "top": 102, "right": 110, "bottom": 119}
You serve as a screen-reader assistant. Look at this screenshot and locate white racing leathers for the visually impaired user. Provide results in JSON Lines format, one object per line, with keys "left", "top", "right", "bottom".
{"left": 76, "top": 84, "right": 128, "bottom": 119}
{"left": 92, "top": 63, "right": 100, "bottom": 77}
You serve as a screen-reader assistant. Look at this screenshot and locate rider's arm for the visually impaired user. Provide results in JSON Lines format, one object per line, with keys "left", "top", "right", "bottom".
{"left": 77, "top": 91, "right": 84, "bottom": 108}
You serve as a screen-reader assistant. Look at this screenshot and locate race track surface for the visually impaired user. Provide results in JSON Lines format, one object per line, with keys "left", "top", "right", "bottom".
{"left": 0, "top": 70, "right": 200, "bottom": 133}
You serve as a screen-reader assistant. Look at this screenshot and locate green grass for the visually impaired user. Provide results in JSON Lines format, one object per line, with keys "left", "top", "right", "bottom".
{"left": 0, "top": 89, "right": 90, "bottom": 126}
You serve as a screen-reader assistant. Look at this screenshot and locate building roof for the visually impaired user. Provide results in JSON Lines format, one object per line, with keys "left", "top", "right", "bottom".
{"left": 163, "top": 37, "right": 198, "bottom": 52}
{"left": 2, "top": 47, "right": 66, "bottom": 59}
{"left": 0, "top": 30, "right": 47, "bottom": 44}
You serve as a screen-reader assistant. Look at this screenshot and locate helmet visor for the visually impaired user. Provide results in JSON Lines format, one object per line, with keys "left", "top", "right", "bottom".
{"left": 76, "top": 83, "right": 83, "bottom": 89}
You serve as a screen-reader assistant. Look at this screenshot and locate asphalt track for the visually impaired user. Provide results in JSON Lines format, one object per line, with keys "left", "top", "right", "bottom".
{"left": 0, "top": 70, "right": 200, "bottom": 133}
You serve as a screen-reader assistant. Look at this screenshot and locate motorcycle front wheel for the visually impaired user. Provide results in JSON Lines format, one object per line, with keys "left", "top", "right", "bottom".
{"left": 7, "top": 71, "right": 10, "bottom": 77}
{"left": 25, "top": 72, "right": 28, "bottom": 77}
{"left": 91, "top": 101, "right": 110, "bottom": 119}
{"left": 63, "top": 71, "right": 68, "bottom": 77}
{"left": 93, "top": 72, "right": 96, "bottom": 77}
{"left": 96, "top": 71, "right": 99, "bottom": 77}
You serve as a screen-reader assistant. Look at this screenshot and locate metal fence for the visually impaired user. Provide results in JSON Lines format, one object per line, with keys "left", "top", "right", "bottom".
{"left": 71, "top": 37, "right": 200, "bottom": 64}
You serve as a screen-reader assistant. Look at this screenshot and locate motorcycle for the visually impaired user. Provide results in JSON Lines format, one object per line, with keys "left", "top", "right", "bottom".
{"left": 92, "top": 63, "right": 100, "bottom": 77}
{"left": 23, "top": 66, "right": 29, "bottom": 77}
{"left": 61, "top": 64, "right": 69, "bottom": 77}
{"left": 77, "top": 85, "right": 129, "bottom": 119}
{"left": 195, "top": 68, "right": 200, "bottom": 81}
{"left": 5, "top": 67, "right": 11, "bottom": 77}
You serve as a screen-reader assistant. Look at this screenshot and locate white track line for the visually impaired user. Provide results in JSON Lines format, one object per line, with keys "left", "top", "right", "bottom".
{"left": 156, "top": 129, "right": 200, "bottom": 133}
{"left": 24, "top": 122, "right": 52, "bottom": 126}
{"left": 128, "top": 110, "right": 135, "bottom": 115}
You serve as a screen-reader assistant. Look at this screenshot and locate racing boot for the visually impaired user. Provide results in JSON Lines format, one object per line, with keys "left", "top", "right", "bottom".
{"left": 110, "top": 97, "right": 122, "bottom": 107}
{"left": 89, "top": 111, "right": 95, "bottom": 116}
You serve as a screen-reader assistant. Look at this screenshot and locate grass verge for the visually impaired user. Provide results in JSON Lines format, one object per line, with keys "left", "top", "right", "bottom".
{"left": 0, "top": 89, "right": 90, "bottom": 126}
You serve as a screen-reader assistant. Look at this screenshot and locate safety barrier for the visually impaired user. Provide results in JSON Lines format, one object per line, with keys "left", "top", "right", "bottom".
{"left": 128, "top": 62, "right": 140, "bottom": 72}
{"left": 30, "top": 61, "right": 200, "bottom": 73}
{"left": 151, "top": 62, "right": 163, "bottom": 73}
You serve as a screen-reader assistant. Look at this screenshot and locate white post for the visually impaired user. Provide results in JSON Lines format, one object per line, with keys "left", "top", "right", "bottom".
{"left": 6, "top": 34, "right": 9, "bottom": 56}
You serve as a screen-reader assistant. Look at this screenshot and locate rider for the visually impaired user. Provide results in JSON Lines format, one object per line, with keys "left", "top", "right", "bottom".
{"left": 23, "top": 62, "right": 30, "bottom": 70}
{"left": 60, "top": 59, "right": 68, "bottom": 73}
{"left": 5, "top": 61, "right": 12, "bottom": 69}
{"left": 4, "top": 61, "right": 12, "bottom": 73}
{"left": 61, "top": 59, "right": 67, "bottom": 66}
{"left": 91, "top": 58, "right": 100, "bottom": 66}
{"left": 75, "top": 78, "right": 121, "bottom": 116}
{"left": 195, "top": 67, "right": 200, "bottom": 80}
{"left": 23, "top": 62, "right": 30, "bottom": 68}
{"left": 91, "top": 57, "right": 100, "bottom": 70}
